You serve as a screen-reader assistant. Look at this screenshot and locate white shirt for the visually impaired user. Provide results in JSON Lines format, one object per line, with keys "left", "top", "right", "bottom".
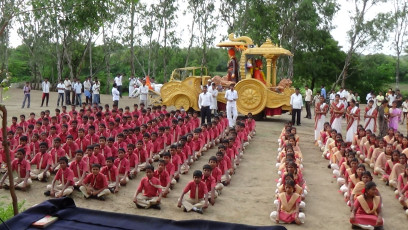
{"left": 366, "top": 93, "right": 372, "bottom": 102}
{"left": 305, "top": 88, "right": 312, "bottom": 101}
{"left": 388, "top": 94, "right": 396, "bottom": 106}
{"left": 64, "top": 80, "right": 72, "bottom": 90}
{"left": 42, "top": 81, "right": 50, "bottom": 93}
{"left": 129, "top": 78, "right": 137, "bottom": 87}
{"left": 198, "top": 92, "right": 213, "bottom": 108}
{"left": 114, "top": 75, "right": 122, "bottom": 86}
{"left": 290, "top": 93, "right": 303, "bottom": 109}
{"left": 139, "top": 85, "right": 149, "bottom": 100}
{"left": 73, "top": 82, "right": 82, "bottom": 94}
{"left": 83, "top": 80, "right": 92, "bottom": 91}
{"left": 112, "top": 87, "right": 120, "bottom": 101}
{"left": 57, "top": 83, "right": 65, "bottom": 93}
{"left": 225, "top": 89, "right": 238, "bottom": 102}
{"left": 92, "top": 82, "right": 100, "bottom": 94}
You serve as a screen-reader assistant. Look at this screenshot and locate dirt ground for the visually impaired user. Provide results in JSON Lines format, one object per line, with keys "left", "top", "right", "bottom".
{"left": 0, "top": 88, "right": 407, "bottom": 229}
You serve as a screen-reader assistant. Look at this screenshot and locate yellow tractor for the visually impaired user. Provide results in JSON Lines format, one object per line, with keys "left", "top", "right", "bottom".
{"left": 159, "top": 67, "right": 211, "bottom": 110}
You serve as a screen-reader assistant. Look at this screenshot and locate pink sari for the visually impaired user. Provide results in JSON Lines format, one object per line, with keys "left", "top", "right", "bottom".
{"left": 389, "top": 108, "right": 401, "bottom": 131}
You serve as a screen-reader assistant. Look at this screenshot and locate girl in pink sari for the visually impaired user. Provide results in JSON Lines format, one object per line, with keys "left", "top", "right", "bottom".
{"left": 350, "top": 181, "right": 383, "bottom": 229}
{"left": 389, "top": 101, "right": 401, "bottom": 131}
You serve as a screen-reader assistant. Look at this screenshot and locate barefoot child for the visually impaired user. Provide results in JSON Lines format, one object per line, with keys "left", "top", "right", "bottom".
{"left": 69, "top": 150, "right": 88, "bottom": 188}
{"left": 0, "top": 148, "right": 32, "bottom": 190}
{"left": 101, "top": 157, "right": 120, "bottom": 193}
{"left": 177, "top": 170, "right": 209, "bottom": 214}
{"left": 44, "top": 156, "right": 74, "bottom": 198}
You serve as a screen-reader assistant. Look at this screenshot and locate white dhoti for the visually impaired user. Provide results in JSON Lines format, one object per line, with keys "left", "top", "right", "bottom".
{"left": 226, "top": 101, "right": 238, "bottom": 128}
{"left": 346, "top": 120, "right": 358, "bottom": 143}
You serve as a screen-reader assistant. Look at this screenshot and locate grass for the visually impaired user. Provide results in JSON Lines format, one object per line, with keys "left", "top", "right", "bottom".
{"left": 0, "top": 200, "right": 25, "bottom": 221}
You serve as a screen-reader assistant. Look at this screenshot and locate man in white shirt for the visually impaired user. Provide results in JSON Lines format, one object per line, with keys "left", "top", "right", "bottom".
{"left": 57, "top": 79, "right": 65, "bottom": 107}
{"left": 329, "top": 90, "right": 336, "bottom": 105}
{"left": 198, "top": 85, "right": 213, "bottom": 125}
{"left": 92, "top": 78, "right": 101, "bottom": 104}
{"left": 387, "top": 90, "right": 396, "bottom": 106}
{"left": 73, "top": 78, "right": 83, "bottom": 106}
{"left": 209, "top": 82, "right": 219, "bottom": 116}
{"left": 64, "top": 77, "right": 72, "bottom": 105}
{"left": 83, "top": 77, "right": 92, "bottom": 104}
{"left": 114, "top": 74, "right": 123, "bottom": 98}
{"left": 139, "top": 79, "right": 149, "bottom": 106}
{"left": 41, "top": 78, "right": 50, "bottom": 107}
{"left": 290, "top": 88, "right": 303, "bottom": 126}
{"left": 304, "top": 85, "right": 312, "bottom": 119}
{"left": 224, "top": 83, "right": 238, "bottom": 128}
{"left": 112, "top": 83, "right": 120, "bottom": 107}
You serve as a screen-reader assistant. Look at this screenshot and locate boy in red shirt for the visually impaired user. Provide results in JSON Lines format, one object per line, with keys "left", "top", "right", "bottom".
{"left": 126, "top": 144, "right": 139, "bottom": 179}
{"left": 30, "top": 142, "right": 52, "bottom": 181}
{"left": 177, "top": 143, "right": 190, "bottom": 174}
{"left": 209, "top": 156, "right": 224, "bottom": 193}
{"left": 101, "top": 157, "right": 120, "bottom": 193}
{"left": 69, "top": 150, "right": 88, "bottom": 188}
{"left": 107, "top": 137, "right": 118, "bottom": 158}
{"left": 216, "top": 151, "right": 231, "bottom": 186}
{"left": 153, "top": 160, "right": 170, "bottom": 197}
{"left": 0, "top": 148, "right": 32, "bottom": 190}
{"left": 114, "top": 148, "right": 130, "bottom": 186}
{"left": 63, "top": 135, "right": 79, "bottom": 160}
{"left": 50, "top": 137, "right": 66, "bottom": 172}
{"left": 191, "top": 129, "right": 205, "bottom": 160}
{"left": 202, "top": 164, "right": 216, "bottom": 204}
{"left": 133, "top": 165, "right": 162, "bottom": 209}
{"left": 80, "top": 163, "right": 110, "bottom": 200}
{"left": 99, "top": 136, "right": 112, "bottom": 158}
{"left": 177, "top": 170, "right": 209, "bottom": 214}
{"left": 76, "top": 128, "right": 90, "bottom": 152}
{"left": 44, "top": 156, "right": 74, "bottom": 197}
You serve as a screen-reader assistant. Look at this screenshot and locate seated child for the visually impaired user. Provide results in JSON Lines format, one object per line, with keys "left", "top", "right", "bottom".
{"left": 153, "top": 160, "right": 170, "bottom": 197}
{"left": 44, "top": 156, "right": 74, "bottom": 197}
{"left": 133, "top": 165, "right": 162, "bottom": 209}
{"left": 80, "top": 163, "right": 110, "bottom": 200}
{"left": 270, "top": 180, "right": 305, "bottom": 225}
{"left": 30, "top": 142, "right": 51, "bottom": 181}
{"left": 114, "top": 148, "right": 130, "bottom": 186}
{"left": 389, "top": 153, "right": 407, "bottom": 188}
{"left": 177, "top": 170, "right": 209, "bottom": 214}
{"left": 350, "top": 182, "right": 384, "bottom": 229}
{"left": 202, "top": 164, "right": 216, "bottom": 205}
{"left": 0, "top": 148, "right": 32, "bottom": 190}
{"left": 101, "top": 157, "right": 120, "bottom": 193}
{"left": 69, "top": 150, "right": 88, "bottom": 187}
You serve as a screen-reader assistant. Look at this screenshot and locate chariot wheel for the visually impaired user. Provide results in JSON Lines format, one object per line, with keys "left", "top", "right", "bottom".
{"left": 173, "top": 94, "right": 191, "bottom": 110}
{"left": 235, "top": 79, "right": 267, "bottom": 115}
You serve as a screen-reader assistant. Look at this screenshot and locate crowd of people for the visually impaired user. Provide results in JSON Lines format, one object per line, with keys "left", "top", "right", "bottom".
{"left": 21, "top": 75, "right": 151, "bottom": 109}
{"left": 270, "top": 123, "right": 307, "bottom": 225}
{"left": 312, "top": 87, "right": 408, "bottom": 229}
{"left": 0, "top": 100, "right": 256, "bottom": 213}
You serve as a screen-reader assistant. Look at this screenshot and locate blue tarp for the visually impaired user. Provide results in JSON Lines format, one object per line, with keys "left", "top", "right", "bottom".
{"left": 1, "top": 198, "right": 286, "bottom": 230}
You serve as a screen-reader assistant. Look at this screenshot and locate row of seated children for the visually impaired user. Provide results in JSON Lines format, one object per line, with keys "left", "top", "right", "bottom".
{"left": 318, "top": 123, "right": 386, "bottom": 229}
{"left": 270, "top": 122, "right": 307, "bottom": 225}
{"left": 133, "top": 118, "right": 256, "bottom": 213}
{"left": 0, "top": 113, "right": 256, "bottom": 213}
{"left": 345, "top": 126, "right": 408, "bottom": 216}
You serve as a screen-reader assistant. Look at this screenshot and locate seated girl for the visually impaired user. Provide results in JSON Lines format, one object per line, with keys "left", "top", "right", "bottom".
{"left": 350, "top": 182, "right": 384, "bottom": 230}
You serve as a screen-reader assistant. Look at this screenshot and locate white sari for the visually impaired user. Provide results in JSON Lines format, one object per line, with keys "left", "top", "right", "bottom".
{"left": 346, "top": 106, "right": 359, "bottom": 142}
{"left": 315, "top": 103, "right": 327, "bottom": 141}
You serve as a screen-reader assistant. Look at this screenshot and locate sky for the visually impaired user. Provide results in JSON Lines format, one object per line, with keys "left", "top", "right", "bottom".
{"left": 8, "top": 0, "right": 395, "bottom": 55}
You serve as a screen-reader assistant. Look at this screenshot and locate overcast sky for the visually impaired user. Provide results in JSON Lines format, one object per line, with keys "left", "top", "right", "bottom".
{"left": 9, "top": 0, "right": 395, "bottom": 55}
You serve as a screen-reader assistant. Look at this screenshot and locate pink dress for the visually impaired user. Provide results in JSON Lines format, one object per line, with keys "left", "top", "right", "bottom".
{"left": 350, "top": 197, "right": 383, "bottom": 226}
{"left": 278, "top": 193, "right": 301, "bottom": 223}
{"left": 389, "top": 108, "right": 401, "bottom": 131}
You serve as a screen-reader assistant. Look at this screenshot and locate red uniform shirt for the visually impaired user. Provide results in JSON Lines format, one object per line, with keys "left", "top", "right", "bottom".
{"left": 171, "top": 154, "right": 182, "bottom": 172}
{"left": 202, "top": 175, "right": 216, "bottom": 191}
{"left": 11, "top": 158, "right": 31, "bottom": 178}
{"left": 75, "top": 137, "right": 90, "bottom": 152}
{"left": 50, "top": 147, "right": 66, "bottom": 165}
{"left": 83, "top": 172, "right": 108, "bottom": 190}
{"left": 99, "top": 145, "right": 112, "bottom": 158}
{"left": 30, "top": 152, "right": 52, "bottom": 169}
{"left": 211, "top": 166, "right": 222, "bottom": 182}
{"left": 114, "top": 157, "right": 130, "bottom": 174}
{"left": 62, "top": 142, "right": 79, "bottom": 158}
{"left": 165, "top": 162, "right": 175, "bottom": 176}
{"left": 101, "top": 165, "right": 118, "bottom": 182}
{"left": 183, "top": 181, "right": 208, "bottom": 199}
{"left": 153, "top": 169, "right": 170, "bottom": 187}
{"left": 137, "top": 177, "right": 162, "bottom": 197}
{"left": 54, "top": 167, "right": 74, "bottom": 186}
{"left": 128, "top": 152, "right": 139, "bottom": 168}
{"left": 69, "top": 159, "right": 88, "bottom": 178}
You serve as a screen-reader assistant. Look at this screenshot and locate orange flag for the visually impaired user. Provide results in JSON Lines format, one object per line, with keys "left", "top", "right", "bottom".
{"left": 145, "top": 76, "right": 153, "bottom": 90}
